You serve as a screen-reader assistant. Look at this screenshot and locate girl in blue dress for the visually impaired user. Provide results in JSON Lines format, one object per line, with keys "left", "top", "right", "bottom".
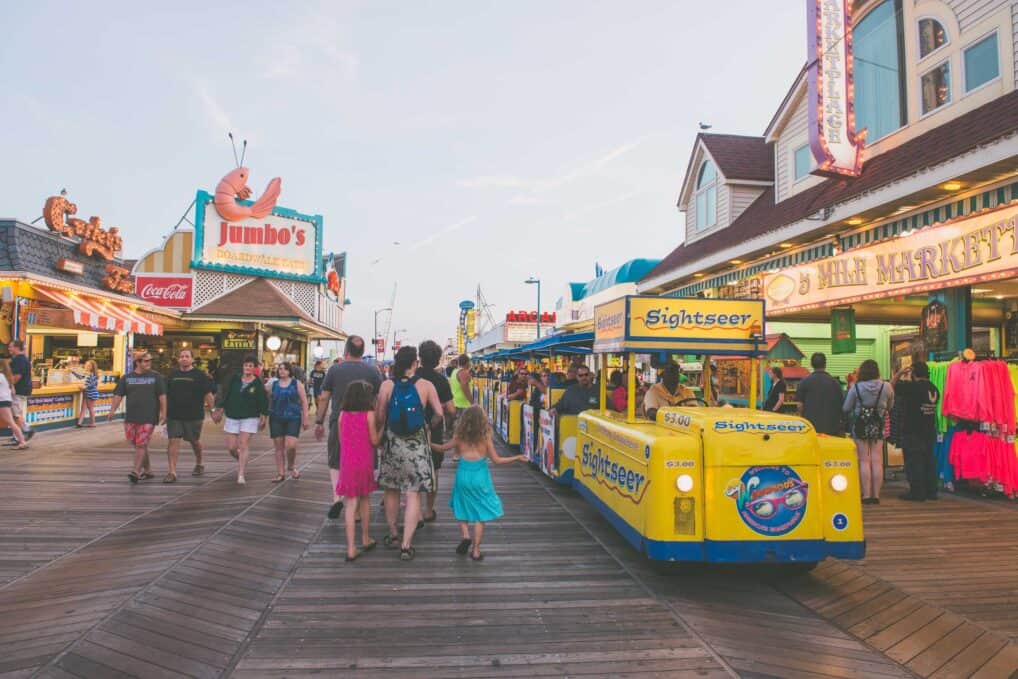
{"left": 433, "top": 405, "right": 526, "bottom": 560}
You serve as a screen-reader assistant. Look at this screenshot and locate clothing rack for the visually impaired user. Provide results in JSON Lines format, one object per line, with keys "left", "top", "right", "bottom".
{"left": 929, "top": 349, "right": 996, "bottom": 362}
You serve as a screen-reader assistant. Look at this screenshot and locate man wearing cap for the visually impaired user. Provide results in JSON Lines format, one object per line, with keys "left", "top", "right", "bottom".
{"left": 109, "top": 352, "right": 167, "bottom": 484}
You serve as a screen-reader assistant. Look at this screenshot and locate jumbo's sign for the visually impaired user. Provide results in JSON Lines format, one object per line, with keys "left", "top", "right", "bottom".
{"left": 764, "top": 203, "right": 1018, "bottom": 314}
{"left": 807, "top": 0, "right": 864, "bottom": 177}
{"left": 593, "top": 296, "right": 766, "bottom": 356}
{"left": 191, "top": 167, "right": 323, "bottom": 283}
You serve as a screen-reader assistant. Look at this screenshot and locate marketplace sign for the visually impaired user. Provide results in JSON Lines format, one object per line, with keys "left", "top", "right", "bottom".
{"left": 807, "top": 0, "right": 865, "bottom": 177}
{"left": 593, "top": 296, "right": 765, "bottom": 356}
{"left": 191, "top": 190, "right": 324, "bottom": 283}
{"left": 763, "top": 203, "right": 1018, "bottom": 314}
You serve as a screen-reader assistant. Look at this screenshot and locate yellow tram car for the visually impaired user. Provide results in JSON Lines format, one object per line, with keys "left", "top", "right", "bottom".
{"left": 571, "top": 296, "right": 865, "bottom": 566}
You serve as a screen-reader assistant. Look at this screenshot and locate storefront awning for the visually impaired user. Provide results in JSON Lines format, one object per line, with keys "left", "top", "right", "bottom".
{"left": 37, "top": 287, "right": 163, "bottom": 336}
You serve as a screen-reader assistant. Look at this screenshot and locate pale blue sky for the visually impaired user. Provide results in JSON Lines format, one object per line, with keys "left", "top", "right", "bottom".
{"left": 1, "top": 1, "right": 805, "bottom": 348}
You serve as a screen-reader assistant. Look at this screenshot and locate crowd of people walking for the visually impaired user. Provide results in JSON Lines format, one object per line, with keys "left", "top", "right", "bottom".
{"left": 108, "top": 335, "right": 522, "bottom": 563}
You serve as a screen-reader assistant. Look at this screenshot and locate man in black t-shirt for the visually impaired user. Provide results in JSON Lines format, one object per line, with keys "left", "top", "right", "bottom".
{"left": 164, "top": 349, "right": 216, "bottom": 482}
{"left": 892, "top": 362, "right": 940, "bottom": 501}
{"left": 416, "top": 340, "right": 455, "bottom": 522}
{"left": 309, "top": 361, "right": 327, "bottom": 410}
{"left": 764, "top": 366, "right": 787, "bottom": 412}
{"left": 797, "top": 353, "right": 844, "bottom": 436}
{"left": 7, "top": 340, "right": 35, "bottom": 442}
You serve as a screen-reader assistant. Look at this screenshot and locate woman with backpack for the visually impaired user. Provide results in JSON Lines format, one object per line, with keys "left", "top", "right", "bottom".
{"left": 375, "top": 346, "right": 445, "bottom": 561}
{"left": 843, "top": 359, "right": 894, "bottom": 505}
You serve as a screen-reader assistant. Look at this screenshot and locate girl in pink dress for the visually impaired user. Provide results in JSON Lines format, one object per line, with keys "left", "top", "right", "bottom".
{"left": 338, "top": 381, "right": 380, "bottom": 561}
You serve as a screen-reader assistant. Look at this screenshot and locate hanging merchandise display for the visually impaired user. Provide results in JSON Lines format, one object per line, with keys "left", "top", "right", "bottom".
{"left": 921, "top": 301, "right": 948, "bottom": 352}
{"left": 934, "top": 356, "right": 1018, "bottom": 497}
{"left": 830, "top": 307, "right": 856, "bottom": 354}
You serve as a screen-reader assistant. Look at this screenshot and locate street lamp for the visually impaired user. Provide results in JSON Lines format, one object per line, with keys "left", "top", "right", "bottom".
{"left": 525, "top": 277, "right": 541, "bottom": 340}
{"left": 393, "top": 328, "right": 408, "bottom": 359}
{"left": 373, "top": 307, "right": 392, "bottom": 358}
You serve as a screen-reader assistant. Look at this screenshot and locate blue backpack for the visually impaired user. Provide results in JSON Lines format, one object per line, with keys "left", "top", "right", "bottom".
{"left": 387, "top": 378, "right": 425, "bottom": 436}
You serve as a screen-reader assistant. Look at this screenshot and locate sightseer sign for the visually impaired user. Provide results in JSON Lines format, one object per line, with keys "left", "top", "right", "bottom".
{"left": 593, "top": 296, "right": 766, "bottom": 355}
{"left": 806, "top": 0, "right": 864, "bottom": 177}
{"left": 191, "top": 166, "right": 324, "bottom": 283}
{"left": 764, "top": 203, "right": 1018, "bottom": 313}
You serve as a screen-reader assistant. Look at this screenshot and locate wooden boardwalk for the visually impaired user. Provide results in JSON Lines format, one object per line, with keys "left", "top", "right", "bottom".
{"left": 0, "top": 423, "right": 1013, "bottom": 677}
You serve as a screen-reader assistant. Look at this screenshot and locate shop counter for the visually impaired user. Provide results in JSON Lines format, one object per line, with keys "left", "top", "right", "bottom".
{"left": 23, "top": 384, "right": 121, "bottom": 430}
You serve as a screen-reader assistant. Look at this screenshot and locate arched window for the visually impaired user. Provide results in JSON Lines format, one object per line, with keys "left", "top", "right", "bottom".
{"left": 918, "top": 18, "right": 948, "bottom": 59}
{"left": 695, "top": 160, "right": 717, "bottom": 231}
{"left": 854, "top": 0, "right": 907, "bottom": 140}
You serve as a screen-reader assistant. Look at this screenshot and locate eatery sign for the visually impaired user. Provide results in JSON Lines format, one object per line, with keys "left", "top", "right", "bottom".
{"left": 806, "top": 0, "right": 865, "bottom": 177}
{"left": 191, "top": 189, "right": 324, "bottom": 284}
{"left": 764, "top": 203, "right": 1018, "bottom": 313}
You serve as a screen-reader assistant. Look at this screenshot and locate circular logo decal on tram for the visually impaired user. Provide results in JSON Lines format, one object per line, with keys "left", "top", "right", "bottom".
{"left": 724, "top": 466, "right": 808, "bottom": 536}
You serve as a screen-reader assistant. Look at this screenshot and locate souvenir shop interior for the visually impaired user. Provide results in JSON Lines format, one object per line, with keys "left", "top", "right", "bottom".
{"left": 771, "top": 283, "right": 1018, "bottom": 500}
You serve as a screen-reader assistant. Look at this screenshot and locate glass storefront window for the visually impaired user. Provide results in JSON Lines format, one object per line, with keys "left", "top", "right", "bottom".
{"left": 918, "top": 18, "right": 947, "bottom": 59}
{"left": 695, "top": 160, "right": 717, "bottom": 231}
{"left": 964, "top": 32, "right": 999, "bottom": 92}
{"left": 854, "top": 0, "right": 906, "bottom": 141}
{"left": 920, "top": 61, "right": 951, "bottom": 114}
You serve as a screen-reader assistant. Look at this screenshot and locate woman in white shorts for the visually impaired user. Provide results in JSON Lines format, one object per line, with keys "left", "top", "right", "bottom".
{"left": 212, "top": 355, "right": 268, "bottom": 484}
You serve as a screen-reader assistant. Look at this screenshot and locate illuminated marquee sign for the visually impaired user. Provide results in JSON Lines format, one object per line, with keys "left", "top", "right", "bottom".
{"left": 593, "top": 296, "right": 766, "bottom": 356}
{"left": 807, "top": 0, "right": 865, "bottom": 177}
{"left": 763, "top": 203, "right": 1018, "bottom": 314}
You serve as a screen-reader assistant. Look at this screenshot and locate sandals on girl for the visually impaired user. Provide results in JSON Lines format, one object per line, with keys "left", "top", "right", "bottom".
{"left": 470, "top": 552, "right": 484, "bottom": 561}
{"left": 456, "top": 539, "right": 472, "bottom": 555}
{"left": 289, "top": 468, "right": 300, "bottom": 479}
{"left": 400, "top": 546, "right": 416, "bottom": 561}
{"left": 383, "top": 533, "right": 401, "bottom": 549}
{"left": 345, "top": 549, "right": 363, "bottom": 562}
{"left": 270, "top": 475, "right": 286, "bottom": 483}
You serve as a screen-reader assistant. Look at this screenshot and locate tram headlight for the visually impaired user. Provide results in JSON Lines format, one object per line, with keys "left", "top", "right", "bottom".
{"left": 676, "top": 474, "right": 694, "bottom": 493}
{"left": 830, "top": 473, "right": 848, "bottom": 492}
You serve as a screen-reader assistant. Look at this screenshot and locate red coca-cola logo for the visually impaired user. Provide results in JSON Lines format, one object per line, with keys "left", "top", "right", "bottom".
{"left": 135, "top": 276, "right": 193, "bottom": 308}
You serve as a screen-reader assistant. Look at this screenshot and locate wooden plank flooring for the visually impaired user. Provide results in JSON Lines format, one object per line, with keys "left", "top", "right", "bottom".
{"left": 0, "top": 423, "right": 1014, "bottom": 677}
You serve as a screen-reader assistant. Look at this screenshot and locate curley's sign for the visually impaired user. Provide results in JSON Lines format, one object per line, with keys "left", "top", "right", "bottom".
{"left": 135, "top": 275, "right": 193, "bottom": 308}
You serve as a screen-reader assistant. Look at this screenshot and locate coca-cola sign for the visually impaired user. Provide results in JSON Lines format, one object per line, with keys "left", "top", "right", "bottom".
{"left": 135, "top": 275, "right": 193, "bottom": 308}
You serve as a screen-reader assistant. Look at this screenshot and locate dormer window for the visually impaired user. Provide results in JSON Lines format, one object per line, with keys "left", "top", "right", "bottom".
{"left": 695, "top": 160, "right": 717, "bottom": 231}
{"left": 918, "top": 18, "right": 948, "bottom": 59}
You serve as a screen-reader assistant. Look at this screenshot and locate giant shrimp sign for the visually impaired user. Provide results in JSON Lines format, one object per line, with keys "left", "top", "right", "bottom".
{"left": 191, "top": 167, "right": 324, "bottom": 283}
{"left": 807, "top": 0, "right": 864, "bottom": 177}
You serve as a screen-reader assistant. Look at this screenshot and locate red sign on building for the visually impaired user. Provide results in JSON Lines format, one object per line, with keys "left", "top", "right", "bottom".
{"left": 135, "top": 275, "right": 193, "bottom": 308}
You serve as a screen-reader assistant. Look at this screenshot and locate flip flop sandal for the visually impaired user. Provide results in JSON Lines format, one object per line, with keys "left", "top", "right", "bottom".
{"left": 162, "top": 473, "right": 177, "bottom": 484}
{"left": 345, "top": 549, "right": 363, "bottom": 562}
{"left": 400, "top": 546, "right": 416, "bottom": 561}
{"left": 456, "top": 539, "right": 472, "bottom": 555}
{"left": 289, "top": 468, "right": 301, "bottom": 480}
{"left": 383, "top": 533, "right": 401, "bottom": 549}
{"left": 361, "top": 540, "right": 378, "bottom": 552}
{"left": 327, "top": 501, "right": 344, "bottom": 519}
{"left": 192, "top": 464, "right": 205, "bottom": 476}
{"left": 127, "top": 472, "right": 139, "bottom": 484}
{"left": 470, "top": 553, "right": 484, "bottom": 561}
{"left": 139, "top": 472, "right": 155, "bottom": 480}
{"left": 270, "top": 475, "right": 286, "bottom": 483}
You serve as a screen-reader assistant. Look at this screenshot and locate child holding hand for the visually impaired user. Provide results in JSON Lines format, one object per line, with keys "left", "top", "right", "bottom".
{"left": 432, "top": 405, "right": 526, "bottom": 560}
{"left": 337, "top": 381, "right": 380, "bottom": 562}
